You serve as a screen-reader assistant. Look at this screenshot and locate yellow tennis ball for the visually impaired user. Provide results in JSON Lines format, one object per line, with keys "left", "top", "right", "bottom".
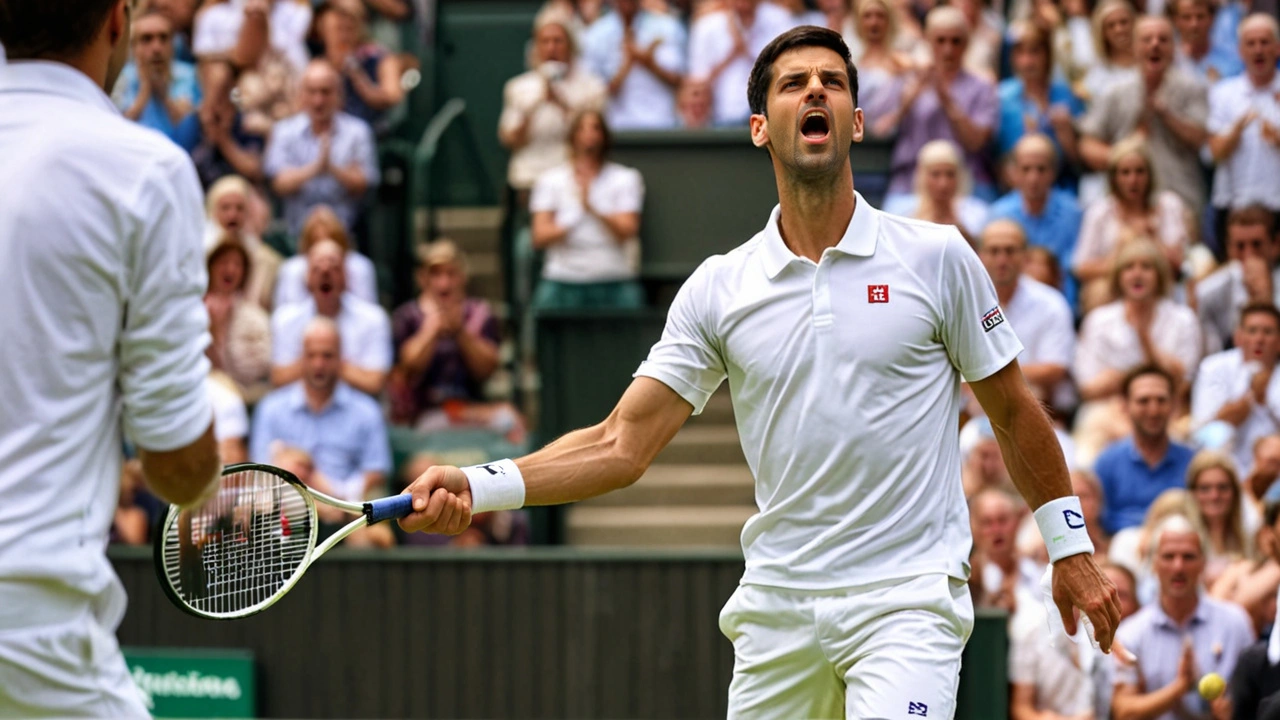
{"left": 1199, "top": 672, "right": 1226, "bottom": 701}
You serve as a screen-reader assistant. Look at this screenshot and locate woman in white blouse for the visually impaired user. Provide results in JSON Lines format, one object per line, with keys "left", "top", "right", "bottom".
{"left": 1073, "top": 139, "right": 1190, "bottom": 312}
{"left": 529, "top": 110, "right": 645, "bottom": 309}
{"left": 1073, "top": 239, "right": 1202, "bottom": 464}
{"left": 885, "top": 140, "right": 989, "bottom": 243}
{"left": 1078, "top": 0, "right": 1137, "bottom": 103}
{"left": 499, "top": 10, "right": 607, "bottom": 196}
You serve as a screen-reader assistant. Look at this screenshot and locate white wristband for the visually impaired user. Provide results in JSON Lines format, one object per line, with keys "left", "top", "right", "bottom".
{"left": 1034, "top": 496, "right": 1095, "bottom": 563}
{"left": 461, "top": 459, "right": 526, "bottom": 514}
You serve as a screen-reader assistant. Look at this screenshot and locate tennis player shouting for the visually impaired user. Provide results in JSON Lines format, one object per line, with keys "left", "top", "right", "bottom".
{"left": 403, "top": 26, "right": 1120, "bottom": 718}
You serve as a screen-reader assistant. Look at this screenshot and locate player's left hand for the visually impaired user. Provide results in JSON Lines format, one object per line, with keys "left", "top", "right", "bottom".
{"left": 399, "top": 464, "right": 473, "bottom": 535}
{"left": 1051, "top": 552, "right": 1123, "bottom": 653}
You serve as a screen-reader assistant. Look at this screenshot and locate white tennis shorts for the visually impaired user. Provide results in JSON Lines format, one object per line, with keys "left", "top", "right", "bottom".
{"left": 719, "top": 573, "right": 974, "bottom": 720}
{"left": 0, "top": 612, "right": 148, "bottom": 718}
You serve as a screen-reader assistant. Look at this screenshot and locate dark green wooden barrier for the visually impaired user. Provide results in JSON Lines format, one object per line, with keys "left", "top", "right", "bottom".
{"left": 109, "top": 546, "right": 1008, "bottom": 719}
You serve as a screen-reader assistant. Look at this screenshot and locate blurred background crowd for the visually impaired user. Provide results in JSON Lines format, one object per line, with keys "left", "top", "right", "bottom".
{"left": 103, "top": 0, "right": 1280, "bottom": 715}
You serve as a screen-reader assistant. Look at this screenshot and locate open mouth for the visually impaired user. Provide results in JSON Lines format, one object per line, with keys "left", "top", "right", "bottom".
{"left": 801, "top": 110, "right": 830, "bottom": 142}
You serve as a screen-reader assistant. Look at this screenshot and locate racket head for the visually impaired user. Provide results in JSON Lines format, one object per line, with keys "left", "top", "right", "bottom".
{"left": 154, "top": 463, "right": 319, "bottom": 620}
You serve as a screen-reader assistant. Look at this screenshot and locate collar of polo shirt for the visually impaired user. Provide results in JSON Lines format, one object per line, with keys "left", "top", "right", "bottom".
{"left": 0, "top": 61, "right": 119, "bottom": 116}
{"left": 1152, "top": 593, "right": 1209, "bottom": 629}
{"left": 759, "top": 191, "right": 880, "bottom": 280}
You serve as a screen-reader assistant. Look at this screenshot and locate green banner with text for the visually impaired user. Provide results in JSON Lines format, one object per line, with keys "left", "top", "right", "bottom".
{"left": 122, "top": 647, "right": 255, "bottom": 719}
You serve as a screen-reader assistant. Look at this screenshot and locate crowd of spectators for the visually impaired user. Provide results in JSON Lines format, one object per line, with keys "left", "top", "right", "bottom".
{"left": 105, "top": 0, "right": 1280, "bottom": 713}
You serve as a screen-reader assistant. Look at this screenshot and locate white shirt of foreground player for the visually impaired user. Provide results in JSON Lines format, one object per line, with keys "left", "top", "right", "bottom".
{"left": 635, "top": 194, "right": 1024, "bottom": 589}
{"left": 0, "top": 61, "right": 212, "bottom": 629}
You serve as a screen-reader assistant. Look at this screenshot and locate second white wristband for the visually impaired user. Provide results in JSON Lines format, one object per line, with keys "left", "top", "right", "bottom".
{"left": 461, "top": 459, "right": 526, "bottom": 515}
{"left": 1034, "top": 496, "right": 1096, "bottom": 563}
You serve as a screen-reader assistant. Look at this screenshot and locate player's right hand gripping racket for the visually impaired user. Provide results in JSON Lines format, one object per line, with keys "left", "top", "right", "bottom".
{"left": 154, "top": 462, "right": 415, "bottom": 620}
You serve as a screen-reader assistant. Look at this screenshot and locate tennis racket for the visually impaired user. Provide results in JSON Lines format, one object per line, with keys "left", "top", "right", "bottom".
{"left": 154, "top": 462, "right": 415, "bottom": 620}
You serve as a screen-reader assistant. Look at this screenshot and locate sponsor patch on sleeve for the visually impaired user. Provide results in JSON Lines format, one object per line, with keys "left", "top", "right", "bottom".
{"left": 981, "top": 306, "right": 1005, "bottom": 333}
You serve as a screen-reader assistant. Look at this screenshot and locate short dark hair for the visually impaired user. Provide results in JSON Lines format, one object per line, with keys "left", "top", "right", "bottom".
{"left": 1240, "top": 301, "right": 1280, "bottom": 330}
{"left": 0, "top": 0, "right": 122, "bottom": 60}
{"left": 1227, "top": 204, "right": 1276, "bottom": 235}
{"left": 1121, "top": 363, "right": 1175, "bottom": 399}
{"left": 747, "top": 25, "right": 859, "bottom": 117}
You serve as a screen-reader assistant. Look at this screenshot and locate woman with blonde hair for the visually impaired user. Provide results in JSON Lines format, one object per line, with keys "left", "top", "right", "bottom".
{"left": 1078, "top": 0, "right": 1137, "bottom": 102}
{"left": 1073, "top": 139, "right": 1190, "bottom": 305}
{"left": 273, "top": 205, "right": 379, "bottom": 308}
{"left": 885, "top": 140, "right": 989, "bottom": 243}
{"left": 203, "top": 175, "right": 281, "bottom": 310}
{"left": 852, "top": 0, "right": 918, "bottom": 138}
{"left": 1186, "top": 451, "right": 1257, "bottom": 588}
{"left": 1072, "top": 241, "right": 1202, "bottom": 463}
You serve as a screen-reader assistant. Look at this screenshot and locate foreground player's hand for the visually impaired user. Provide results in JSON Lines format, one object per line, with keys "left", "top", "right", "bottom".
{"left": 399, "top": 465, "right": 472, "bottom": 535}
{"left": 1051, "top": 553, "right": 1122, "bottom": 653}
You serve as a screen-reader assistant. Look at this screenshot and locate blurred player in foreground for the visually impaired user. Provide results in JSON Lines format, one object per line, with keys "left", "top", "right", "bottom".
{"left": 0, "top": 1, "right": 221, "bottom": 715}
{"left": 400, "top": 26, "right": 1121, "bottom": 718}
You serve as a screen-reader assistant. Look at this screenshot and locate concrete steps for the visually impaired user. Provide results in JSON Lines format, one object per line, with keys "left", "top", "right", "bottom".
{"left": 580, "top": 464, "right": 755, "bottom": 507}
{"left": 565, "top": 505, "right": 754, "bottom": 548}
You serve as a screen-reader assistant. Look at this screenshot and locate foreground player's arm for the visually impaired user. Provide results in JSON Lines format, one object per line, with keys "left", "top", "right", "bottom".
{"left": 398, "top": 376, "right": 694, "bottom": 532}
{"left": 970, "top": 360, "right": 1123, "bottom": 651}
{"left": 122, "top": 151, "right": 222, "bottom": 507}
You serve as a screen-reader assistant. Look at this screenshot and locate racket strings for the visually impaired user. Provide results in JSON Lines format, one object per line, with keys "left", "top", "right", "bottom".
{"left": 161, "top": 468, "right": 313, "bottom": 616}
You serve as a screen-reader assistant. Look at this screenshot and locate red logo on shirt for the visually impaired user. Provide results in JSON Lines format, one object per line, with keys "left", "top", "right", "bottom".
{"left": 868, "top": 285, "right": 890, "bottom": 303}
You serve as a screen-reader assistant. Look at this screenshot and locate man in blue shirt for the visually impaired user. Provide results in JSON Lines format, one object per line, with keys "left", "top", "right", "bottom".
{"left": 1095, "top": 365, "right": 1197, "bottom": 535}
{"left": 112, "top": 8, "right": 199, "bottom": 142}
{"left": 987, "top": 134, "right": 1083, "bottom": 309}
{"left": 250, "top": 316, "right": 391, "bottom": 502}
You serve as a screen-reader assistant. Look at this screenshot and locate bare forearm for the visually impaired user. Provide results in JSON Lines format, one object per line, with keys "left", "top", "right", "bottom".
{"left": 330, "top": 164, "right": 369, "bottom": 196}
{"left": 216, "top": 137, "right": 263, "bottom": 182}
{"left": 231, "top": 14, "right": 268, "bottom": 70}
{"left": 1216, "top": 395, "right": 1254, "bottom": 426}
{"left": 1112, "top": 683, "right": 1187, "bottom": 720}
{"left": 341, "top": 364, "right": 387, "bottom": 395}
{"left": 364, "top": 0, "right": 411, "bottom": 20}
{"left": 942, "top": 106, "right": 990, "bottom": 153}
{"left": 271, "top": 360, "right": 303, "bottom": 387}
{"left": 1079, "top": 369, "right": 1125, "bottom": 401}
{"left": 590, "top": 209, "right": 639, "bottom": 242}
{"left": 272, "top": 163, "right": 320, "bottom": 196}
{"left": 1021, "top": 363, "right": 1068, "bottom": 389}
{"left": 990, "top": 393, "right": 1072, "bottom": 509}
{"left": 138, "top": 423, "right": 221, "bottom": 507}
{"left": 456, "top": 331, "right": 500, "bottom": 382}
{"left": 1208, "top": 127, "right": 1245, "bottom": 162}
{"left": 1080, "top": 136, "right": 1112, "bottom": 171}
{"left": 1075, "top": 257, "right": 1111, "bottom": 283}
{"left": 398, "top": 331, "right": 439, "bottom": 374}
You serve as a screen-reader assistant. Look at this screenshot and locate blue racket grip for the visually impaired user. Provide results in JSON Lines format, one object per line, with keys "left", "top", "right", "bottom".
{"left": 364, "top": 494, "right": 416, "bottom": 523}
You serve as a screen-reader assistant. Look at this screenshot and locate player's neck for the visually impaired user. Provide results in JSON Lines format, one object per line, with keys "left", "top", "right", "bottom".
{"left": 775, "top": 169, "right": 856, "bottom": 263}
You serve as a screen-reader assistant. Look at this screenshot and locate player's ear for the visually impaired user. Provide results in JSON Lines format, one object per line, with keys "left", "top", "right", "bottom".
{"left": 750, "top": 113, "right": 769, "bottom": 148}
{"left": 850, "top": 107, "right": 865, "bottom": 145}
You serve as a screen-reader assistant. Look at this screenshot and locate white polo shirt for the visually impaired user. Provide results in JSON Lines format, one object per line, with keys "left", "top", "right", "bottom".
{"left": 270, "top": 294, "right": 393, "bottom": 374}
{"left": 209, "top": 377, "right": 249, "bottom": 442}
{"left": 0, "top": 61, "right": 212, "bottom": 630}
{"left": 273, "top": 251, "right": 379, "bottom": 309}
{"left": 636, "top": 193, "right": 1024, "bottom": 589}
{"left": 1192, "top": 349, "right": 1280, "bottom": 475}
{"left": 529, "top": 161, "right": 644, "bottom": 283}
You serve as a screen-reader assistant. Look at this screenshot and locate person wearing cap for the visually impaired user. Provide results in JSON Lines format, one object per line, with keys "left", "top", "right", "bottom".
{"left": 390, "top": 240, "right": 525, "bottom": 442}
{"left": 1230, "top": 480, "right": 1280, "bottom": 720}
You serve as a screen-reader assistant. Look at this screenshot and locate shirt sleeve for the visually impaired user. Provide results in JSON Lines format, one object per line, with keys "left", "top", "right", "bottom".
{"left": 209, "top": 380, "right": 248, "bottom": 442}
{"left": 1167, "top": 308, "right": 1204, "bottom": 382}
{"left": 655, "top": 21, "right": 689, "bottom": 75}
{"left": 1207, "top": 83, "right": 1235, "bottom": 135}
{"left": 633, "top": 260, "right": 728, "bottom": 414}
{"left": 356, "top": 307, "right": 393, "bottom": 373}
{"left": 1072, "top": 203, "right": 1107, "bottom": 270}
{"left": 119, "top": 152, "right": 214, "bottom": 451}
{"left": 498, "top": 77, "right": 528, "bottom": 137}
{"left": 686, "top": 16, "right": 718, "bottom": 80}
{"left": 1178, "top": 75, "right": 1210, "bottom": 128}
{"left": 1078, "top": 94, "right": 1109, "bottom": 139}
{"left": 938, "top": 229, "right": 1024, "bottom": 382}
{"left": 965, "top": 76, "right": 999, "bottom": 130}
{"left": 262, "top": 128, "right": 287, "bottom": 180}
{"left": 1039, "top": 295, "right": 1076, "bottom": 368}
{"left": 191, "top": 9, "right": 227, "bottom": 57}
{"left": 1072, "top": 311, "right": 1107, "bottom": 387}
{"left": 615, "top": 167, "right": 645, "bottom": 214}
